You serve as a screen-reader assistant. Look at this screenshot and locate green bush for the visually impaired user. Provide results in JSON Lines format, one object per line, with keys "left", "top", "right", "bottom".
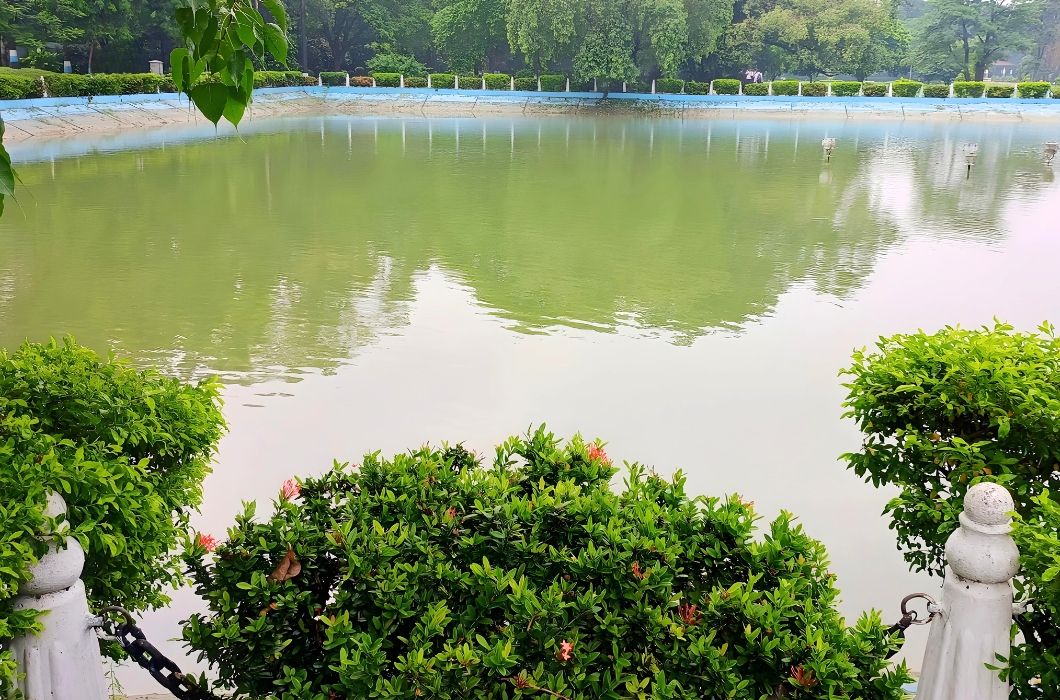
{"left": 39, "top": 73, "right": 173, "bottom": 97}
{"left": 539, "top": 74, "right": 566, "bottom": 92}
{"left": 986, "top": 84, "right": 1014, "bottom": 98}
{"left": 742, "top": 82, "right": 769, "bottom": 95}
{"left": 320, "top": 71, "right": 346, "bottom": 86}
{"left": 1017, "top": 81, "right": 1051, "bottom": 98}
{"left": 254, "top": 71, "right": 309, "bottom": 88}
{"left": 801, "top": 81, "right": 827, "bottom": 96}
{"left": 626, "top": 79, "right": 650, "bottom": 93}
{"left": 0, "top": 338, "right": 225, "bottom": 692}
{"left": 484, "top": 73, "right": 511, "bottom": 90}
{"left": 861, "top": 82, "right": 888, "bottom": 97}
{"left": 372, "top": 72, "right": 401, "bottom": 88}
{"left": 430, "top": 73, "right": 455, "bottom": 89}
{"left": 182, "top": 427, "right": 911, "bottom": 700}
{"left": 656, "top": 77, "right": 684, "bottom": 93}
{"left": 349, "top": 75, "right": 373, "bottom": 87}
{"left": 1053, "top": 84, "right": 1060, "bottom": 98}
{"left": 830, "top": 81, "right": 861, "bottom": 96}
{"left": 515, "top": 68, "right": 535, "bottom": 79}
{"left": 514, "top": 77, "right": 537, "bottom": 91}
{"left": 770, "top": 79, "right": 799, "bottom": 96}
{"left": 890, "top": 79, "right": 922, "bottom": 97}
{"left": 685, "top": 80, "right": 710, "bottom": 95}
{"left": 458, "top": 75, "right": 482, "bottom": 89}
{"left": 1009, "top": 491, "right": 1060, "bottom": 694}
{"left": 841, "top": 321, "right": 1060, "bottom": 698}
{"left": 953, "top": 81, "right": 985, "bottom": 97}
{"left": 922, "top": 83, "right": 950, "bottom": 98}
{"left": 404, "top": 76, "right": 428, "bottom": 88}
{"left": 712, "top": 78, "right": 741, "bottom": 94}
{"left": 365, "top": 52, "right": 428, "bottom": 77}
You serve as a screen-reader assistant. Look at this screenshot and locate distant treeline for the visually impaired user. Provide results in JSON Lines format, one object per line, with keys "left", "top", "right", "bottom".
{"left": 1, "top": 0, "right": 1057, "bottom": 87}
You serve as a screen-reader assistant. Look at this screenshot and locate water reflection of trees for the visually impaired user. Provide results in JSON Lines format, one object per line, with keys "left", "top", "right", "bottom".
{"left": 0, "top": 117, "right": 1052, "bottom": 380}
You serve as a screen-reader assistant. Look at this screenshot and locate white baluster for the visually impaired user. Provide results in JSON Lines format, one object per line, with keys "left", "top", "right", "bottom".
{"left": 11, "top": 493, "right": 108, "bottom": 700}
{"left": 917, "top": 483, "right": 1020, "bottom": 700}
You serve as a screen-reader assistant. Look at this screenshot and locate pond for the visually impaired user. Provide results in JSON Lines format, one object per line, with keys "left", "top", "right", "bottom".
{"left": 2, "top": 115, "right": 1059, "bottom": 692}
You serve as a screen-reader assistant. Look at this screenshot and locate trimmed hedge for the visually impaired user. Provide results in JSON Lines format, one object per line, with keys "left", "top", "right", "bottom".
{"left": 801, "top": 81, "right": 827, "bottom": 96}
{"left": 953, "top": 81, "right": 985, "bottom": 97}
{"left": 627, "top": 80, "right": 650, "bottom": 93}
{"left": 891, "top": 79, "right": 922, "bottom": 97}
{"left": 683, "top": 80, "right": 709, "bottom": 95}
{"left": 986, "top": 84, "right": 1014, "bottom": 98}
{"left": 42, "top": 73, "right": 173, "bottom": 97}
{"left": 349, "top": 76, "right": 373, "bottom": 87}
{"left": 771, "top": 79, "right": 799, "bottom": 96}
{"left": 405, "top": 76, "right": 428, "bottom": 88}
{"left": 922, "top": 83, "right": 950, "bottom": 98}
{"left": 430, "top": 73, "right": 455, "bottom": 89}
{"left": 539, "top": 74, "right": 566, "bottom": 92}
{"left": 254, "top": 71, "right": 310, "bottom": 88}
{"left": 1054, "top": 84, "right": 1060, "bottom": 98}
{"left": 712, "top": 78, "right": 740, "bottom": 95}
{"left": 372, "top": 72, "right": 401, "bottom": 87}
{"left": 458, "top": 75, "right": 482, "bottom": 89}
{"left": 742, "top": 82, "right": 768, "bottom": 95}
{"left": 862, "top": 82, "right": 888, "bottom": 97}
{"left": 484, "top": 73, "right": 510, "bottom": 90}
{"left": 1017, "top": 81, "right": 1050, "bottom": 98}
{"left": 831, "top": 81, "right": 861, "bottom": 97}
{"left": 514, "top": 77, "right": 537, "bottom": 91}
{"left": 320, "top": 71, "right": 346, "bottom": 86}
{"left": 0, "top": 74, "right": 45, "bottom": 99}
{"left": 656, "top": 77, "right": 683, "bottom": 94}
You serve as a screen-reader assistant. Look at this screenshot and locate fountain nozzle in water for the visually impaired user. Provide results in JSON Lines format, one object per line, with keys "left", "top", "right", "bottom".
{"left": 1045, "top": 142, "right": 1058, "bottom": 167}
{"left": 963, "top": 143, "right": 978, "bottom": 177}
{"left": 822, "top": 138, "right": 836, "bottom": 161}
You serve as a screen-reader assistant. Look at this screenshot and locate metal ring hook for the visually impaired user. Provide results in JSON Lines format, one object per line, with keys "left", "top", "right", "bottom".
{"left": 901, "top": 593, "right": 939, "bottom": 625}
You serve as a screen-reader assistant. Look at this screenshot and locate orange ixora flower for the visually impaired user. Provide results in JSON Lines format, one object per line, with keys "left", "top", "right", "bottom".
{"left": 198, "top": 533, "right": 218, "bottom": 552}
{"left": 556, "top": 640, "right": 574, "bottom": 662}
{"left": 790, "top": 665, "right": 818, "bottom": 688}
{"left": 281, "top": 479, "right": 301, "bottom": 500}
{"left": 677, "top": 603, "right": 700, "bottom": 626}
{"left": 587, "top": 444, "right": 612, "bottom": 465}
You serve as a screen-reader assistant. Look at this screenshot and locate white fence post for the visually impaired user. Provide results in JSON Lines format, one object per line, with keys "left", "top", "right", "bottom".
{"left": 511, "top": 76, "right": 514, "bottom": 90}
{"left": 11, "top": 493, "right": 108, "bottom": 700}
{"left": 651, "top": 79, "right": 656, "bottom": 94}
{"left": 917, "top": 483, "right": 1019, "bottom": 700}
{"left": 345, "top": 73, "right": 349, "bottom": 87}
{"left": 400, "top": 74, "right": 404, "bottom": 88}
{"left": 565, "top": 77, "right": 569, "bottom": 92}
{"left": 455, "top": 75, "right": 459, "bottom": 89}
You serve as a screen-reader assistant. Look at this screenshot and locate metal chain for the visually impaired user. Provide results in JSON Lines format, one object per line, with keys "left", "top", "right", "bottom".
{"left": 97, "top": 607, "right": 219, "bottom": 700}
{"left": 884, "top": 592, "right": 940, "bottom": 658}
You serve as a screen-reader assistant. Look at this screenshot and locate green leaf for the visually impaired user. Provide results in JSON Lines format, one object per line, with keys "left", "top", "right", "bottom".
{"left": 262, "top": 23, "right": 289, "bottom": 66}
{"left": 170, "top": 48, "right": 190, "bottom": 93}
{"left": 260, "top": 0, "right": 288, "bottom": 34}
{"left": 223, "top": 86, "right": 248, "bottom": 127}
{"left": 190, "top": 83, "right": 229, "bottom": 125}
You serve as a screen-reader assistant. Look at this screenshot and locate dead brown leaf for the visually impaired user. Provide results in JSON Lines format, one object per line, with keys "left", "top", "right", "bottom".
{"left": 268, "top": 547, "right": 302, "bottom": 582}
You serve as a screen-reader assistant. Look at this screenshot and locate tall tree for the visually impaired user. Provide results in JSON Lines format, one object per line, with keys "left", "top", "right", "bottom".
{"left": 306, "top": 0, "right": 360, "bottom": 70}
{"left": 431, "top": 0, "right": 506, "bottom": 72}
{"left": 75, "top": 0, "right": 133, "bottom": 73}
{"left": 506, "top": 0, "right": 579, "bottom": 72}
{"left": 911, "top": 0, "right": 1040, "bottom": 80}
{"left": 723, "top": 0, "right": 902, "bottom": 80}
{"left": 573, "top": 0, "right": 637, "bottom": 85}
{"left": 1017, "top": 0, "right": 1058, "bottom": 79}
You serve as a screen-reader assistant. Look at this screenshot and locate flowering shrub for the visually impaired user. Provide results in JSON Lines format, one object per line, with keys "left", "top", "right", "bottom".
{"left": 842, "top": 321, "right": 1060, "bottom": 697}
{"left": 182, "top": 427, "right": 910, "bottom": 700}
{"left": 0, "top": 338, "right": 225, "bottom": 695}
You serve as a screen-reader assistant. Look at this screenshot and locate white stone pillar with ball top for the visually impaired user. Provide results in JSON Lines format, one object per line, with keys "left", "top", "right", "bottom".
{"left": 10, "top": 493, "right": 108, "bottom": 700}
{"left": 916, "top": 482, "right": 1020, "bottom": 700}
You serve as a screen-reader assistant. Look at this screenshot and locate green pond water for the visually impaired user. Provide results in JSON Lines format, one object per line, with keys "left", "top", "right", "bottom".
{"left": 2, "top": 115, "right": 1059, "bottom": 689}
